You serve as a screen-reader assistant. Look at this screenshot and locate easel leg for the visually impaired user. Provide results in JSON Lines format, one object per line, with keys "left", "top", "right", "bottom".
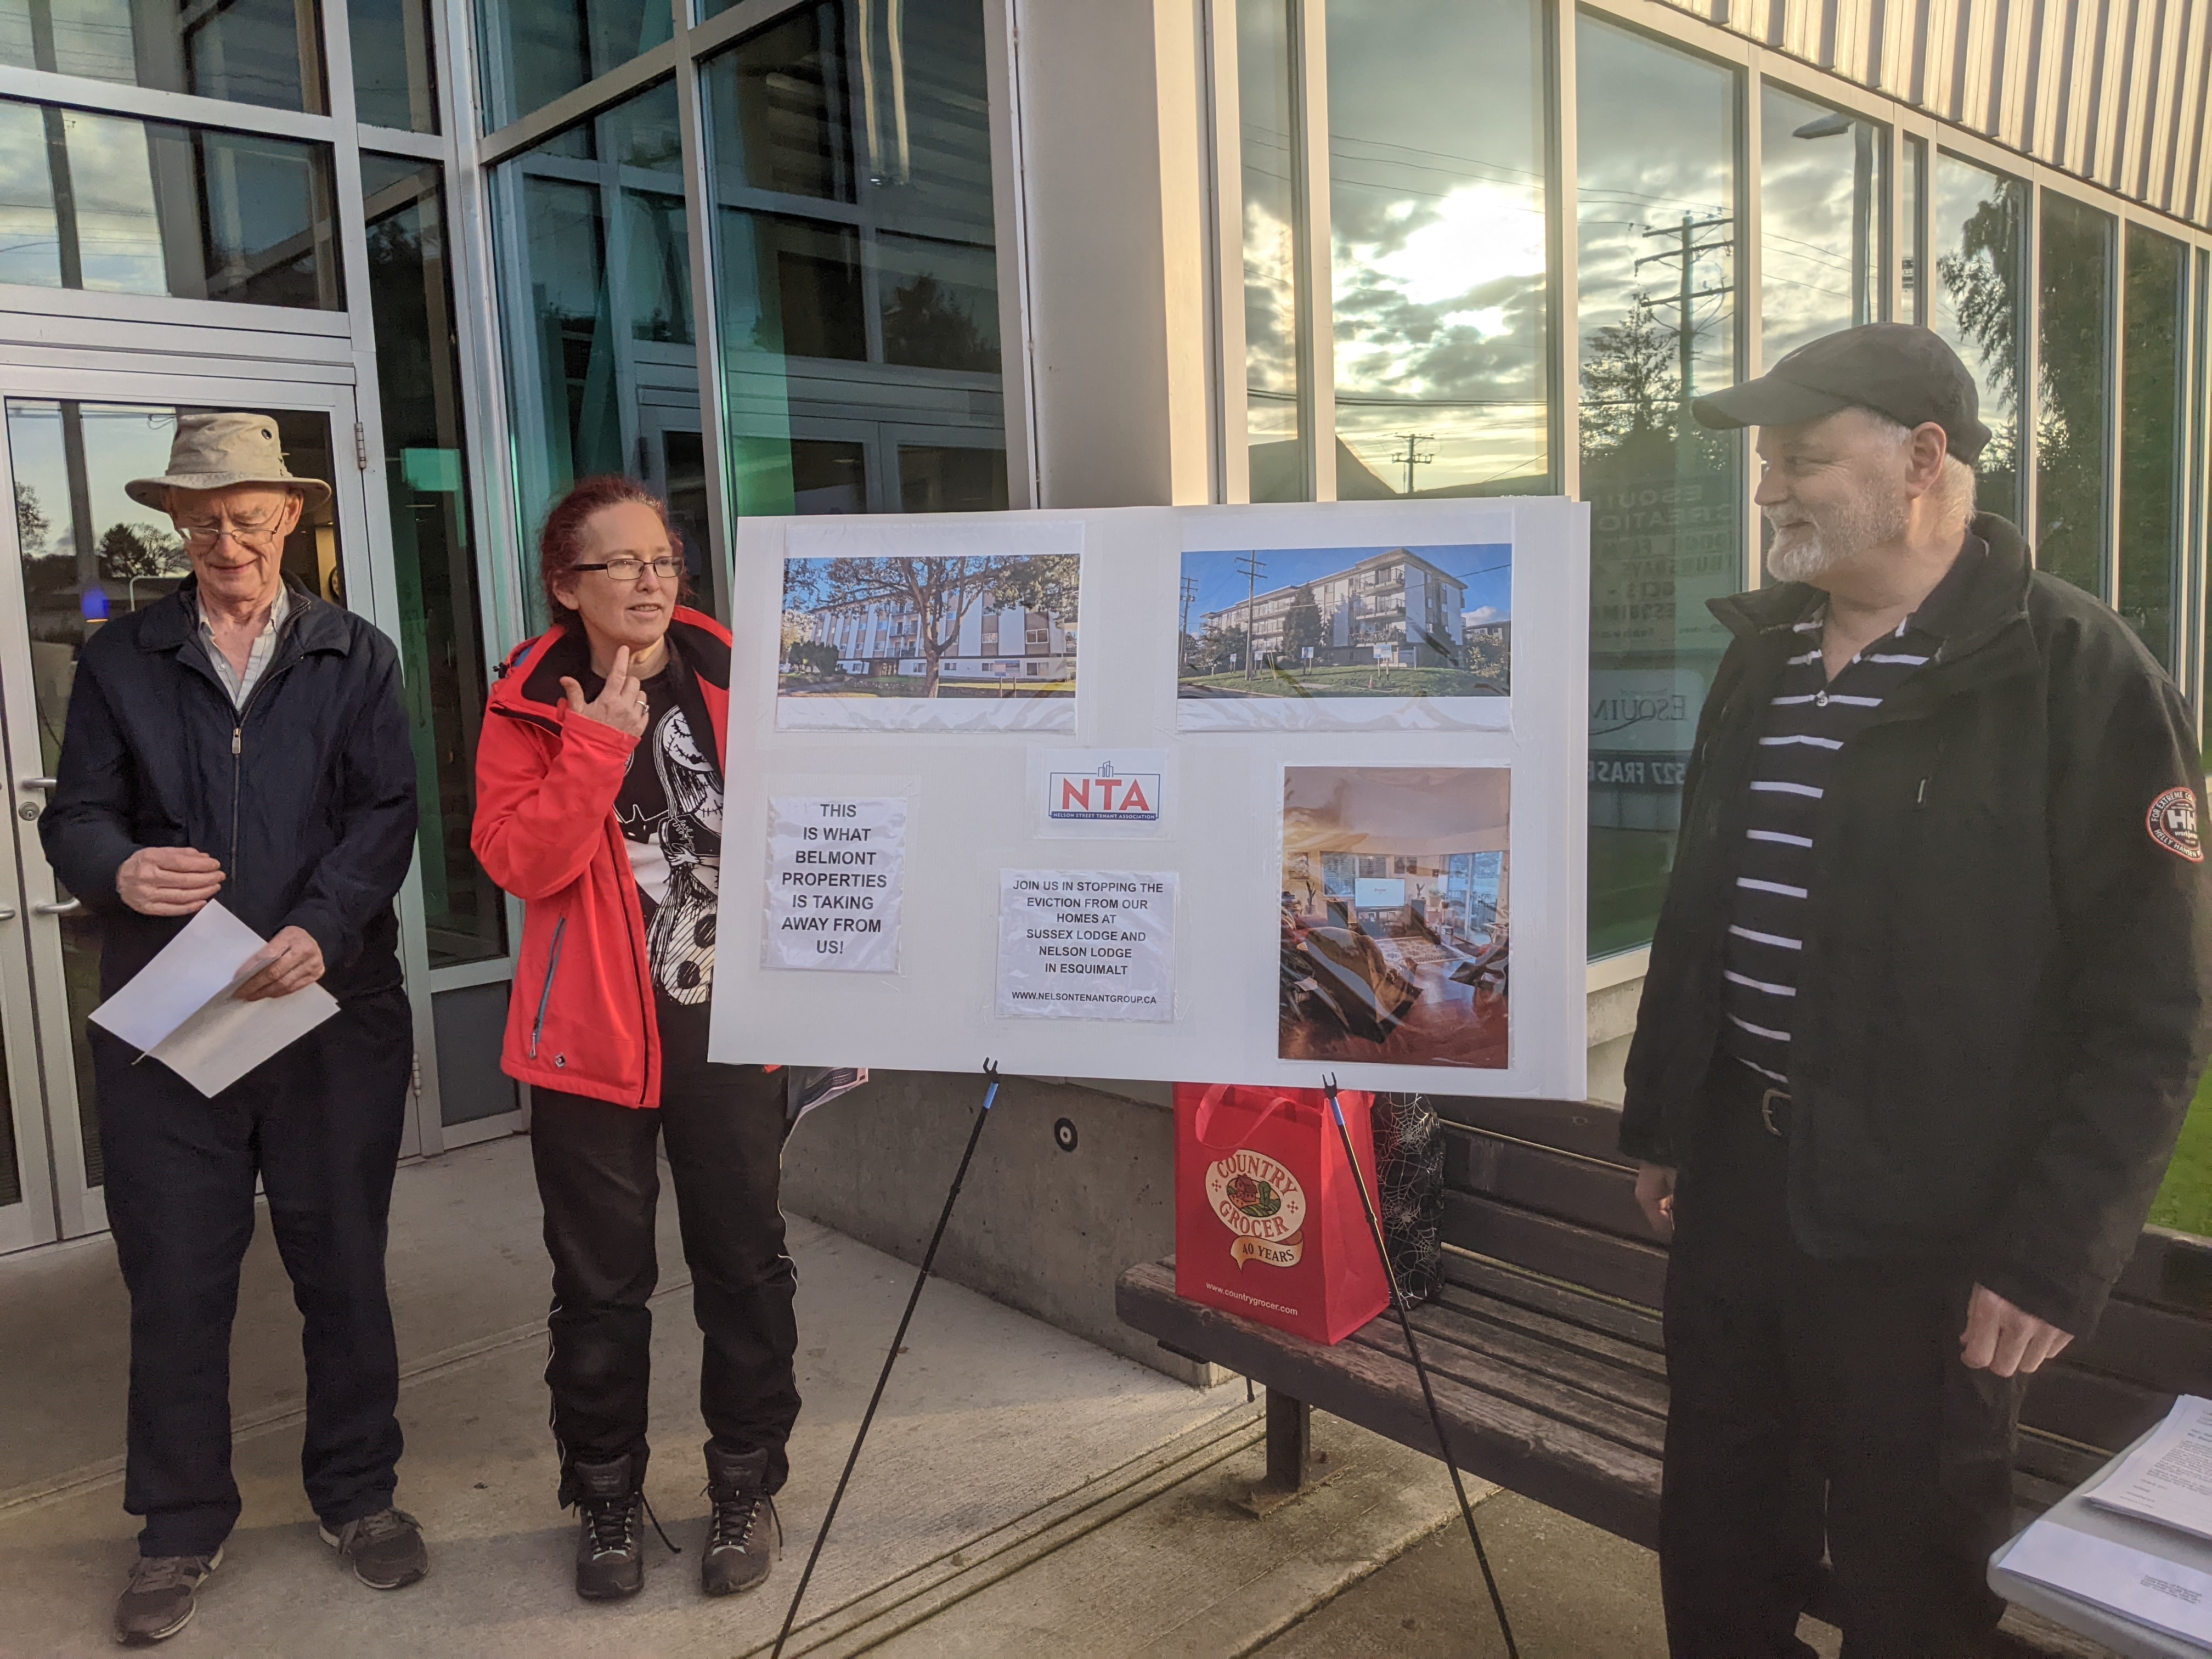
{"left": 1242, "top": 1387, "right": 1334, "bottom": 1516}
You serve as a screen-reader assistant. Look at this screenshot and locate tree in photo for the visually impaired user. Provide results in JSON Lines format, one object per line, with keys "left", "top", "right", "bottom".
{"left": 789, "top": 554, "right": 1078, "bottom": 697}
{"left": 1279, "top": 584, "right": 1324, "bottom": 663}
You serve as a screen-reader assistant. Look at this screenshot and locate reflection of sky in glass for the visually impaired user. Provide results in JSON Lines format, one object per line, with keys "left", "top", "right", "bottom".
{"left": 0, "top": 99, "right": 58, "bottom": 287}
{"left": 1759, "top": 84, "right": 1881, "bottom": 362}
{"left": 60, "top": 109, "right": 162, "bottom": 291}
{"left": 1183, "top": 542, "right": 1510, "bottom": 619}
{"left": 8, "top": 400, "right": 180, "bottom": 563}
{"left": 1239, "top": 0, "right": 1299, "bottom": 459}
{"left": 1931, "top": 154, "right": 2022, "bottom": 433}
{"left": 1576, "top": 16, "right": 1736, "bottom": 402}
{"left": 1326, "top": 0, "right": 1547, "bottom": 494}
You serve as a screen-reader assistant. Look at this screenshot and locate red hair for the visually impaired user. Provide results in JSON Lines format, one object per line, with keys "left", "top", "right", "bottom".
{"left": 537, "top": 476, "right": 688, "bottom": 625}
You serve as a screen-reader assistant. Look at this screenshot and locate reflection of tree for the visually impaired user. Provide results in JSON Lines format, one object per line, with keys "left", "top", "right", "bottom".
{"left": 15, "top": 482, "right": 49, "bottom": 557}
{"left": 882, "top": 274, "right": 998, "bottom": 373}
{"left": 1934, "top": 187, "right": 2027, "bottom": 512}
{"left": 97, "top": 523, "right": 187, "bottom": 580}
{"left": 793, "top": 554, "right": 1076, "bottom": 697}
{"left": 2029, "top": 198, "right": 2111, "bottom": 578}
{"left": 1279, "top": 585, "right": 1323, "bottom": 659}
{"left": 1578, "top": 297, "right": 1678, "bottom": 455}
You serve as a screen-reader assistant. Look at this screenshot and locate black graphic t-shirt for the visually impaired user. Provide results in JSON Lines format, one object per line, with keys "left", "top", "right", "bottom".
{"left": 592, "top": 663, "right": 723, "bottom": 1064}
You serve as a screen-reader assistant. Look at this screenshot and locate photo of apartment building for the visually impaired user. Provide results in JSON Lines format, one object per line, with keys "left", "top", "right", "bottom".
{"left": 1197, "top": 546, "right": 1466, "bottom": 670}
{"left": 806, "top": 597, "right": 1075, "bottom": 683}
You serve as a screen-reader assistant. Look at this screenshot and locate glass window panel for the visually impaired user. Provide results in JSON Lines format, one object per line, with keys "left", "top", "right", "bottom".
{"left": 899, "top": 443, "right": 1007, "bottom": 512}
{"left": 1902, "top": 135, "right": 1926, "bottom": 325}
{"left": 0, "top": 98, "right": 341, "bottom": 308}
{"left": 2119, "top": 222, "right": 2187, "bottom": 668}
{"left": 1931, "top": 154, "right": 2027, "bottom": 522}
{"left": 0, "top": 0, "right": 326, "bottom": 112}
{"left": 702, "top": 1, "right": 852, "bottom": 201}
{"left": 1327, "top": 0, "right": 1549, "bottom": 496}
{"left": 1237, "top": 0, "right": 1301, "bottom": 501}
{"left": 702, "top": 0, "right": 1006, "bottom": 524}
{"left": 877, "top": 231, "right": 998, "bottom": 371}
{"left": 490, "top": 78, "right": 698, "bottom": 628}
{"left": 1577, "top": 14, "right": 1742, "bottom": 958}
{"left": 352, "top": 0, "right": 439, "bottom": 133}
{"left": 363, "top": 157, "right": 505, "bottom": 967}
{"left": 476, "top": 0, "right": 671, "bottom": 132}
{"left": 1760, "top": 84, "right": 1883, "bottom": 360}
{"left": 2036, "top": 191, "right": 2114, "bottom": 596}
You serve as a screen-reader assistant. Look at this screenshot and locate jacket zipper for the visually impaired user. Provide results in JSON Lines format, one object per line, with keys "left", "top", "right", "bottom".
{"left": 529, "top": 917, "right": 567, "bottom": 1058}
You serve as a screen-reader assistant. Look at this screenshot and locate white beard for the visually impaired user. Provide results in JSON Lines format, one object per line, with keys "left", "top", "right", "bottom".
{"left": 1765, "top": 477, "right": 1910, "bottom": 583}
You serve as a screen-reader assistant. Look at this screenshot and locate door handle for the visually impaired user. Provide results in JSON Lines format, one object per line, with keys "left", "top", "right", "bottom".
{"left": 0, "top": 906, "right": 14, "bottom": 921}
{"left": 19, "top": 777, "right": 57, "bottom": 792}
{"left": 32, "top": 898, "right": 80, "bottom": 916}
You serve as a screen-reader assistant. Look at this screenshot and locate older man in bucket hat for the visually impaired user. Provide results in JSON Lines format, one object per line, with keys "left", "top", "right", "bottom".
{"left": 41, "top": 413, "right": 427, "bottom": 1644}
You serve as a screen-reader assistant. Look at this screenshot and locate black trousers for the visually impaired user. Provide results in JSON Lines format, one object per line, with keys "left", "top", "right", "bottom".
{"left": 98, "top": 989, "right": 413, "bottom": 1558}
{"left": 1659, "top": 1062, "right": 2028, "bottom": 1658}
{"left": 530, "top": 1039, "right": 799, "bottom": 1499}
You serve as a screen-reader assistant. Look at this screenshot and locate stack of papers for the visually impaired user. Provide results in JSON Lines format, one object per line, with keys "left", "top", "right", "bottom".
{"left": 1995, "top": 1396, "right": 2212, "bottom": 1649}
{"left": 88, "top": 902, "right": 339, "bottom": 1097}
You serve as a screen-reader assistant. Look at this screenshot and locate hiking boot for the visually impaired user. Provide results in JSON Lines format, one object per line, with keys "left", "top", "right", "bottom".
{"left": 321, "top": 1507, "right": 428, "bottom": 1590}
{"left": 113, "top": 1549, "right": 221, "bottom": 1646}
{"left": 701, "top": 1443, "right": 780, "bottom": 1597}
{"left": 570, "top": 1454, "right": 647, "bottom": 1601}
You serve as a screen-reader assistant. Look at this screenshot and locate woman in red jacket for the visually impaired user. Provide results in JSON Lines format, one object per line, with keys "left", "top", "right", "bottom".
{"left": 472, "top": 476, "right": 793, "bottom": 1604}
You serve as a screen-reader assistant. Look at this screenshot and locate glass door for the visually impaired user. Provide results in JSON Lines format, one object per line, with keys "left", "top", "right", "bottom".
{"left": 0, "top": 376, "right": 376, "bottom": 1243}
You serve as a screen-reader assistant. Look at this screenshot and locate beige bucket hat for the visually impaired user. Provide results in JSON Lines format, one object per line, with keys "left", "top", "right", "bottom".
{"left": 125, "top": 412, "right": 334, "bottom": 517}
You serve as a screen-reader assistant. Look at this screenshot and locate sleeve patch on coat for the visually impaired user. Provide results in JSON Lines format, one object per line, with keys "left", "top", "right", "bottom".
{"left": 2148, "top": 786, "right": 2203, "bottom": 862}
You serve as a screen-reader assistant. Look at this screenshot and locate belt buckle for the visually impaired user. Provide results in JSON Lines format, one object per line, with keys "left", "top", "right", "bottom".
{"left": 1759, "top": 1087, "right": 1789, "bottom": 1138}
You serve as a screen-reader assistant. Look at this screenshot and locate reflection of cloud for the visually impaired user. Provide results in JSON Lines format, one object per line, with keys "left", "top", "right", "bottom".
{"left": 1467, "top": 605, "right": 1501, "bottom": 624}
{"left": 1284, "top": 765, "right": 1510, "bottom": 855}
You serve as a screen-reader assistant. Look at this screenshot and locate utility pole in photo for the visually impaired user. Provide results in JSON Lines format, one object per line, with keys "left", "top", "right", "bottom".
{"left": 1178, "top": 573, "right": 1199, "bottom": 673}
{"left": 1389, "top": 431, "right": 1437, "bottom": 497}
{"left": 1234, "top": 551, "right": 1266, "bottom": 681}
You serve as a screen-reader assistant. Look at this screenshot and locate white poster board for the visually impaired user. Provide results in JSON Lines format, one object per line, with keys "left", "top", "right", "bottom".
{"left": 710, "top": 500, "right": 1589, "bottom": 1099}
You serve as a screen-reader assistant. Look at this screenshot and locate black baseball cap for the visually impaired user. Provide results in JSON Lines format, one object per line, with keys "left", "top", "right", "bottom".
{"left": 1690, "top": 322, "right": 1992, "bottom": 463}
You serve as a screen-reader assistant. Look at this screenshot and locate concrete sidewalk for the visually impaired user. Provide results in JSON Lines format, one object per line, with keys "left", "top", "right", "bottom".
{"left": 0, "top": 1135, "right": 1457, "bottom": 1657}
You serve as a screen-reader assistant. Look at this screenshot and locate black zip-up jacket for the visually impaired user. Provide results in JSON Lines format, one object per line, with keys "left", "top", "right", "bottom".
{"left": 1620, "top": 516, "right": 2210, "bottom": 1334}
{"left": 41, "top": 577, "right": 418, "bottom": 1005}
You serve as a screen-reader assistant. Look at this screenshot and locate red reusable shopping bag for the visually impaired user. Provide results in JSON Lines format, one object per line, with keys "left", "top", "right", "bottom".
{"left": 1173, "top": 1081, "right": 1390, "bottom": 1346}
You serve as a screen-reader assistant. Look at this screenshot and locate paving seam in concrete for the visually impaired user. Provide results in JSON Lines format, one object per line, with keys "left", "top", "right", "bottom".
{"left": 1215, "top": 1510, "right": 1468, "bottom": 1659}
{"left": 0, "top": 1274, "right": 698, "bottom": 1520}
{"left": 732, "top": 1403, "right": 1267, "bottom": 1659}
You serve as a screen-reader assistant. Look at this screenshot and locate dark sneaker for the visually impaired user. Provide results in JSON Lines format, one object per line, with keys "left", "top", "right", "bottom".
{"left": 570, "top": 1455, "right": 647, "bottom": 1601}
{"left": 701, "top": 1443, "right": 781, "bottom": 1597}
{"left": 321, "top": 1508, "right": 428, "bottom": 1590}
{"left": 113, "top": 1549, "right": 221, "bottom": 1646}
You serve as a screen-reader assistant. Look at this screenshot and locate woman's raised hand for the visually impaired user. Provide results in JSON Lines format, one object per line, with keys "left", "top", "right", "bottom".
{"left": 559, "top": 644, "right": 649, "bottom": 738}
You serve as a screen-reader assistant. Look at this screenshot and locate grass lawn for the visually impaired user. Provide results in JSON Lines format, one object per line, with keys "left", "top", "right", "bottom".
{"left": 1180, "top": 665, "right": 1505, "bottom": 697}
{"left": 2151, "top": 1067, "right": 2212, "bottom": 1238}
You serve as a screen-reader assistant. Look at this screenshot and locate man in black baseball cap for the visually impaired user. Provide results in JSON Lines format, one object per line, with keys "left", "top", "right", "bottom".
{"left": 1620, "top": 323, "right": 2209, "bottom": 1655}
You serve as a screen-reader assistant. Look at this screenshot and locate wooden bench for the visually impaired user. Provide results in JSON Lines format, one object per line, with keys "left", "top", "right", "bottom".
{"left": 1118, "top": 1094, "right": 2212, "bottom": 1647}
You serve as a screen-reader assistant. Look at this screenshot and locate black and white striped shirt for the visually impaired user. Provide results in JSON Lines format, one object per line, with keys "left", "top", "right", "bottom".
{"left": 1718, "top": 539, "right": 1986, "bottom": 1088}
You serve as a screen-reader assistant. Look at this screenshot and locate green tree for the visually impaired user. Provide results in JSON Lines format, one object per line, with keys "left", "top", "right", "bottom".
{"left": 1279, "top": 585, "right": 1323, "bottom": 659}
{"left": 15, "top": 481, "right": 49, "bottom": 557}
{"left": 783, "top": 639, "right": 843, "bottom": 676}
{"left": 1578, "top": 298, "right": 1679, "bottom": 458}
{"left": 789, "top": 554, "right": 1077, "bottom": 697}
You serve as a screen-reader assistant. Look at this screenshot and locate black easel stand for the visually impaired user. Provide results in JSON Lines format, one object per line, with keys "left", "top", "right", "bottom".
{"left": 770, "top": 1061, "right": 1003, "bottom": 1659}
{"left": 1323, "top": 1075, "right": 1520, "bottom": 1659}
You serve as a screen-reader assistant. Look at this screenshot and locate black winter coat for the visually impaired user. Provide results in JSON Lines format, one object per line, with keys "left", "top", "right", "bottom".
{"left": 41, "top": 577, "right": 418, "bottom": 1004}
{"left": 1619, "top": 516, "right": 2210, "bottom": 1335}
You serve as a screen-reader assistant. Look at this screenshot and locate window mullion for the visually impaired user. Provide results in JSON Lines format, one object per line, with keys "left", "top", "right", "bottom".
{"left": 1293, "top": 0, "right": 1333, "bottom": 502}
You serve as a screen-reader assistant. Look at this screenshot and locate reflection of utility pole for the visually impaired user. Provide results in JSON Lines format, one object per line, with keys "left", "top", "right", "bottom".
{"left": 1635, "top": 212, "right": 1735, "bottom": 411}
{"left": 1234, "top": 551, "right": 1265, "bottom": 681}
{"left": 1792, "top": 111, "right": 1876, "bottom": 325}
{"left": 1388, "top": 431, "right": 1437, "bottom": 497}
{"left": 1178, "top": 574, "right": 1198, "bottom": 670}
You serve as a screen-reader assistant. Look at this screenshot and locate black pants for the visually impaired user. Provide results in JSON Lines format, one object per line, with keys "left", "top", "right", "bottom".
{"left": 531, "top": 1038, "right": 799, "bottom": 1499}
{"left": 1660, "top": 1061, "right": 2027, "bottom": 1659}
{"left": 98, "top": 989, "right": 413, "bottom": 1558}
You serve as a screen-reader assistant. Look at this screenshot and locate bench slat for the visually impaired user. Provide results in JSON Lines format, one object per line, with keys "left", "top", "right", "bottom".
{"left": 1443, "top": 1250, "right": 1668, "bottom": 1352}
{"left": 1423, "top": 1282, "right": 1669, "bottom": 1386}
{"left": 1431, "top": 1095, "right": 1629, "bottom": 1164}
{"left": 1443, "top": 1192, "right": 1669, "bottom": 1310}
{"left": 1353, "top": 1312, "right": 1667, "bottom": 1452}
{"left": 2066, "top": 1294, "right": 2212, "bottom": 1398}
{"left": 1448, "top": 1128, "right": 1658, "bottom": 1241}
{"left": 2015, "top": 1430, "right": 2107, "bottom": 1493}
{"left": 1117, "top": 1259, "right": 1666, "bottom": 1548}
{"left": 2109, "top": 1224, "right": 2212, "bottom": 1313}
{"left": 2019, "top": 1363, "right": 2175, "bottom": 1455}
